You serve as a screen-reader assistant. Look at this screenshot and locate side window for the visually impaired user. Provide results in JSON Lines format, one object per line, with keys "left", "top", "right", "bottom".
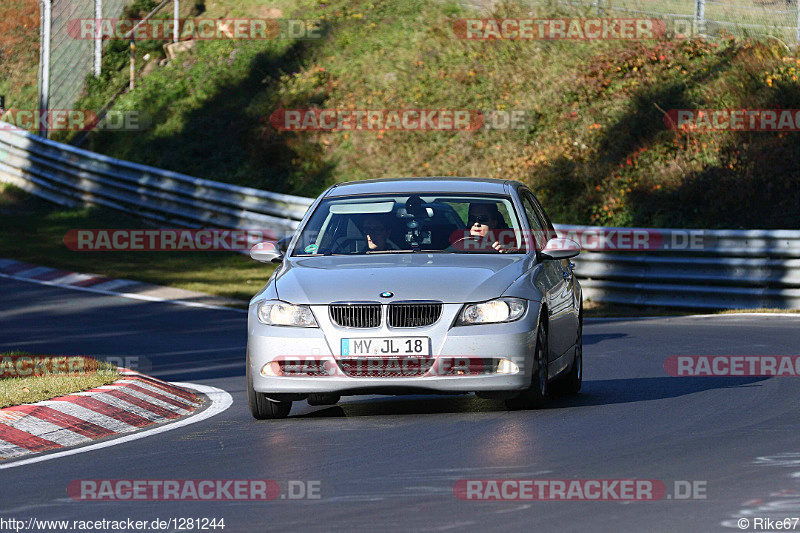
{"left": 521, "top": 193, "right": 546, "bottom": 251}
{"left": 529, "top": 193, "right": 557, "bottom": 241}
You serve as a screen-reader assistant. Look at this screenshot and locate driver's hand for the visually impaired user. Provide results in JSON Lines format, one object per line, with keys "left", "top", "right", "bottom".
{"left": 491, "top": 241, "right": 518, "bottom": 253}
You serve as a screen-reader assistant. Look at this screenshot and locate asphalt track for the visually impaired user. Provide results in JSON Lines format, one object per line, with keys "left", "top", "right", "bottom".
{"left": 1, "top": 276, "right": 799, "bottom": 532}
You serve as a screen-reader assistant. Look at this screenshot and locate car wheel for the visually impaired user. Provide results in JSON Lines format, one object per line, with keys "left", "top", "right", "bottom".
{"left": 562, "top": 318, "right": 582, "bottom": 394}
{"left": 505, "top": 320, "right": 550, "bottom": 410}
{"left": 246, "top": 355, "right": 292, "bottom": 420}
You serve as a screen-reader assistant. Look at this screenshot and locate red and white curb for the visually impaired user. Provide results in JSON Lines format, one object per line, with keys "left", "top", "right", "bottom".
{"left": 0, "top": 258, "right": 246, "bottom": 313}
{"left": 0, "top": 370, "right": 227, "bottom": 466}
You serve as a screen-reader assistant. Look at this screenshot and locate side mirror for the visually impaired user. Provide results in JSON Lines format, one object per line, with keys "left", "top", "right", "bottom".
{"left": 250, "top": 241, "right": 283, "bottom": 264}
{"left": 540, "top": 238, "right": 581, "bottom": 260}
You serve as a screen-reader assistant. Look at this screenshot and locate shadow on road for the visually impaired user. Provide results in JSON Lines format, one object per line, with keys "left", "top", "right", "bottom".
{"left": 288, "top": 375, "right": 768, "bottom": 418}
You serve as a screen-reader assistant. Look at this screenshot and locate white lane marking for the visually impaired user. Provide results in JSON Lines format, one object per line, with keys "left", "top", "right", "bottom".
{"left": 37, "top": 401, "right": 136, "bottom": 433}
{"left": 0, "top": 258, "right": 19, "bottom": 269}
{"left": 585, "top": 312, "right": 800, "bottom": 322}
{"left": 2, "top": 416, "right": 91, "bottom": 447}
{"left": 0, "top": 383, "right": 232, "bottom": 469}
{"left": 0, "top": 272, "right": 247, "bottom": 313}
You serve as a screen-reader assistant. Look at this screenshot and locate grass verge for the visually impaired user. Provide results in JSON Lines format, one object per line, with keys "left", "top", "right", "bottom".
{"left": 0, "top": 184, "right": 275, "bottom": 302}
{"left": 0, "top": 352, "right": 120, "bottom": 408}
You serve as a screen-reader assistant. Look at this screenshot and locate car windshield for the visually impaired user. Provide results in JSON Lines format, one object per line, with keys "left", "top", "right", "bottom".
{"left": 291, "top": 193, "right": 526, "bottom": 256}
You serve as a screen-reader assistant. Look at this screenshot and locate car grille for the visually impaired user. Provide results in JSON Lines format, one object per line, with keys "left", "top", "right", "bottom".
{"left": 329, "top": 304, "right": 382, "bottom": 328}
{"left": 388, "top": 303, "right": 442, "bottom": 328}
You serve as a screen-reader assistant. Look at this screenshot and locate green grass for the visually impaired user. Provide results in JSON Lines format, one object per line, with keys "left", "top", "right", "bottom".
{"left": 0, "top": 184, "right": 276, "bottom": 302}
{"left": 0, "top": 351, "right": 120, "bottom": 408}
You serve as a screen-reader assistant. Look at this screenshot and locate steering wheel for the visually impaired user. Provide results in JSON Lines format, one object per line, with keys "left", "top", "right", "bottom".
{"left": 450, "top": 235, "right": 493, "bottom": 251}
{"left": 327, "top": 236, "right": 362, "bottom": 254}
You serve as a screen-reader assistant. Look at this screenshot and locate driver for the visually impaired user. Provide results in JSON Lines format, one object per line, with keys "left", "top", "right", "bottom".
{"left": 362, "top": 215, "right": 400, "bottom": 252}
{"left": 466, "top": 203, "right": 517, "bottom": 253}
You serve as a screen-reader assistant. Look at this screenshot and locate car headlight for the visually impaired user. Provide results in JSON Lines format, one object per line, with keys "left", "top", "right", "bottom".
{"left": 257, "top": 301, "right": 318, "bottom": 327}
{"left": 456, "top": 297, "right": 527, "bottom": 325}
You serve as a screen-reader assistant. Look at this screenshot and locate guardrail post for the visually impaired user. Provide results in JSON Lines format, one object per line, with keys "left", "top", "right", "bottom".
{"left": 695, "top": 0, "right": 705, "bottom": 36}
{"left": 129, "top": 39, "right": 135, "bottom": 90}
{"left": 94, "top": 0, "right": 102, "bottom": 77}
{"left": 37, "top": 0, "right": 52, "bottom": 138}
{"left": 796, "top": 2, "right": 800, "bottom": 44}
{"left": 173, "top": 0, "right": 179, "bottom": 43}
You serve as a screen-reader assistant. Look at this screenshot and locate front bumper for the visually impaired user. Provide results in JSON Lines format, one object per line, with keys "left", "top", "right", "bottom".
{"left": 247, "top": 302, "right": 539, "bottom": 395}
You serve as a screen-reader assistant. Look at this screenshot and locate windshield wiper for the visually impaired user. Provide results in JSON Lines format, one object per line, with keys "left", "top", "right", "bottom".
{"left": 364, "top": 249, "right": 457, "bottom": 254}
{"left": 365, "top": 249, "right": 415, "bottom": 254}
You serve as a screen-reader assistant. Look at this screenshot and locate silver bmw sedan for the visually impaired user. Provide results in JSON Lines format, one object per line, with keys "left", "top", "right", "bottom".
{"left": 246, "top": 178, "right": 582, "bottom": 419}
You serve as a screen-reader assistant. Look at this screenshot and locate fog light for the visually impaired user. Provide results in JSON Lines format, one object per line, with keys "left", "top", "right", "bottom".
{"left": 496, "top": 358, "right": 519, "bottom": 374}
{"left": 261, "top": 361, "right": 283, "bottom": 377}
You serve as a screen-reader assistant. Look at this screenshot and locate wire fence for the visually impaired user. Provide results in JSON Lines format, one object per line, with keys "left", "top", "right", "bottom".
{"left": 40, "top": 0, "right": 136, "bottom": 134}
{"left": 508, "top": 0, "right": 800, "bottom": 43}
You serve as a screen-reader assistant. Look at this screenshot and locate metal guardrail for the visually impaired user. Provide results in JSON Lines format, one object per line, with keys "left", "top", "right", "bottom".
{"left": 554, "top": 224, "right": 800, "bottom": 308}
{"left": 0, "top": 128, "right": 311, "bottom": 235}
{"left": 1, "top": 127, "right": 798, "bottom": 309}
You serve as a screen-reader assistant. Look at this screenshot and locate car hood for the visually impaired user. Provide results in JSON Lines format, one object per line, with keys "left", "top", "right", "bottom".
{"left": 275, "top": 254, "right": 528, "bottom": 304}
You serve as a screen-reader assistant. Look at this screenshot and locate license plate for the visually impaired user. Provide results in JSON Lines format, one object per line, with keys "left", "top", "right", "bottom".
{"left": 341, "top": 337, "right": 430, "bottom": 357}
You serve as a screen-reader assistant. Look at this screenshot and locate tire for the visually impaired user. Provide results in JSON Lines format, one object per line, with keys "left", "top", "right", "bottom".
{"left": 562, "top": 317, "right": 582, "bottom": 394}
{"left": 246, "top": 356, "right": 292, "bottom": 420}
{"left": 505, "top": 320, "right": 550, "bottom": 410}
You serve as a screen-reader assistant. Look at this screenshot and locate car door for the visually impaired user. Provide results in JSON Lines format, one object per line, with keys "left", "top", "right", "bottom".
{"left": 530, "top": 192, "right": 579, "bottom": 356}
{"left": 519, "top": 191, "right": 562, "bottom": 362}
{"left": 520, "top": 190, "right": 577, "bottom": 361}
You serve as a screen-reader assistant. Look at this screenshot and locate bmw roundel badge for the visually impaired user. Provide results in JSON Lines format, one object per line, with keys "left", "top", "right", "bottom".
{"left": 380, "top": 291, "right": 393, "bottom": 298}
